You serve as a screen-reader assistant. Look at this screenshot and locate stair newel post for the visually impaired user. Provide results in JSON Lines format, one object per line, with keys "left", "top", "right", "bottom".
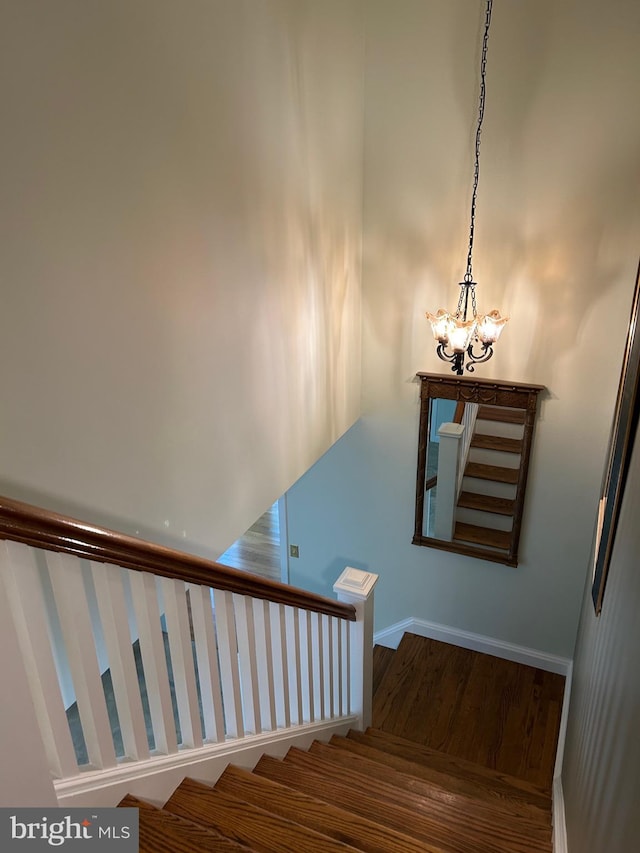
{"left": 333, "top": 567, "right": 379, "bottom": 730}
{"left": 434, "top": 422, "right": 465, "bottom": 541}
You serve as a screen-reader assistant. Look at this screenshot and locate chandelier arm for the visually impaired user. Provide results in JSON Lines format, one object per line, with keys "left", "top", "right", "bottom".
{"left": 435, "top": 343, "right": 455, "bottom": 363}
{"left": 466, "top": 341, "right": 494, "bottom": 365}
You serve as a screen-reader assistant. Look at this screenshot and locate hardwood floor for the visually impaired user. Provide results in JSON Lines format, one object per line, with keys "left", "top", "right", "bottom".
{"left": 372, "top": 633, "right": 565, "bottom": 790}
{"left": 217, "top": 502, "right": 281, "bottom": 582}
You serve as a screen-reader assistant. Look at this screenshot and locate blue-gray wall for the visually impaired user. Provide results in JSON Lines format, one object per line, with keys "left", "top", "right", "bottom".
{"left": 562, "top": 419, "right": 640, "bottom": 851}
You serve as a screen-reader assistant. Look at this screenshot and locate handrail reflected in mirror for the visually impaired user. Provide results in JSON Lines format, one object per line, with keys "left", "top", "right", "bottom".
{"left": 413, "top": 374, "right": 545, "bottom": 567}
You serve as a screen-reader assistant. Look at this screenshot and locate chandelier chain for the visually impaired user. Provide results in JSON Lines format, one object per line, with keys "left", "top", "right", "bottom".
{"left": 465, "top": 0, "right": 493, "bottom": 284}
{"left": 428, "top": 0, "right": 507, "bottom": 375}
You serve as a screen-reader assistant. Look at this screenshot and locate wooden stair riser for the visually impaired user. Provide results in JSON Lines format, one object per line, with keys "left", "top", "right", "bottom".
{"left": 455, "top": 507, "right": 513, "bottom": 531}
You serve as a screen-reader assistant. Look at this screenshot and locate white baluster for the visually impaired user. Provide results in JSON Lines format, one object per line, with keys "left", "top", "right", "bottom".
{"left": 319, "top": 611, "right": 329, "bottom": 720}
{"left": 284, "top": 605, "right": 302, "bottom": 726}
{"left": 161, "top": 577, "right": 203, "bottom": 749}
{"left": 329, "top": 616, "right": 342, "bottom": 717}
{"left": 310, "top": 611, "right": 324, "bottom": 721}
{"left": 90, "top": 562, "right": 150, "bottom": 762}
{"left": 253, "top": 598, "right": 276, "bottom": 732}
{"left": 0, "top": 541, "right": 78, "bottom": 780}
{"left": 341, "top": 616, "right": 349, "bottom": 716}
{"left": 233, "top": 593, "right": 261, "bottom": 735}
{"left": 298, "top": 609, "right": 313, "bottom": 723}
{"left": 269, "top": 601, "right": 290, "bottom": 729}
{"left": 128, "top": 570, "right": 178, "bottom": 755}
{"left": 0, "top": 542, "right": 59, "bottom": 805}
{"left": 213, "top": 588, "right": 244, "bottom": 738}
{"left": 46, "top": 552, "right": 117, "bottom": 770}
{"left": 187, "top": 584, "right": 225, "bottom": 743}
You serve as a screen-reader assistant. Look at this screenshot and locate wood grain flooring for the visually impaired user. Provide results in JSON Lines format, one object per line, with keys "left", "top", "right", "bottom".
{"left": 372, "top": 633, "right": 565, "bottom": 791}
{"left": 119, "top": 632, "right": 558, "bottom": 852}
{"left": 217, "top": 502, "right": 281, "bottom": 582}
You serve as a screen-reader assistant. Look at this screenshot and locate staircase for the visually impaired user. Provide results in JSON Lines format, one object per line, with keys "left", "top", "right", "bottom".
{"left": 119, "top": 635, "right": 557, "bottom": 852}
{"left": 453, "top": 404, "right": 526, "bottom": 555}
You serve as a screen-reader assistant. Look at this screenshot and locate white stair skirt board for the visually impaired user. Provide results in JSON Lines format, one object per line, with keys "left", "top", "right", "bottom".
{"left": 373, "top": 618, "right": 572, "bottom": 676}
{"left": 54, "top": 715, "right": 357, "bottom": 809}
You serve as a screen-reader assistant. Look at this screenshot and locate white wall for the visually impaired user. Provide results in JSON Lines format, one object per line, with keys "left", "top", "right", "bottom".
{"left": 287, "top": 0, "right": 640, "bottom": 658}
{"left": 0, "top": 0, "right": 364, "bottom": 559}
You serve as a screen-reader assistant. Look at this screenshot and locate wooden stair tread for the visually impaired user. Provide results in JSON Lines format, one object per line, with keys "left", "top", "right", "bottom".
{"left": 372, "top": 632, "right": 469, "bottom": 746}
{"left": 118, "top": 794, "right": 256, "bottom": 853}
{"left": 215, "top": 764, "right": 439, "bottom": 853}
{"left": 454, "top": 522, "right": 512, "bottom": 549}
{"left": 329, "top": 735, "right": 551, "bottom": 828}
{"left": 464, "top": 461, "right": 520, "bottom": 483}
{"left": 471, "top": 434, "right": 523, "bottom": 453}
{"left": 164, "top": 777, "right": 360, "bottom": 853}
{"left": 477, "top": 405, "right": 526, "bottom": 424}
{"left": 282, "top": 746, "right": 549, "bottom": 853}
{"left": 371, "top": 635, "right": 563, "bottom": 792}
{"left": 318, "top": 739, "right": 552, "bottom": 838}
{"left": 373, "top": 644, "right": 396, "bottom": 696}
{"left": 307, "top": 741, "right": 551, "bottom": 853}
{"left": 457, "top": 491, "right": 516, "bottom": 515}
{"left": 358, "top": 728, "right": 552, "bottom": 807}
{"left": 256, "top": 754, "right": 496, "bottom": 853}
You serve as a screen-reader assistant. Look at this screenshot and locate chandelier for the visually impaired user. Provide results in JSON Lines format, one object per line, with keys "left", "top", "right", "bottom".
{"left": 426, "top": 0, "right": 508, "bottom": 375}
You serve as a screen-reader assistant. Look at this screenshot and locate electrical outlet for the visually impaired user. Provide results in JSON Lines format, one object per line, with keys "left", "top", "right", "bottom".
{"left": 289, "top": 544, "right": 299, "bottom": 558}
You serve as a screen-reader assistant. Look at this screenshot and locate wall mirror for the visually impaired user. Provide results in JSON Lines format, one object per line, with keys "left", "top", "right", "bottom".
{"left": 413, "top": 373, "right": 545, "bottom": 567}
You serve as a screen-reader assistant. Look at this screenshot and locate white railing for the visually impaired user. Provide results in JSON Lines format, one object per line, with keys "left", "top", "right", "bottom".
{"left": 433, "top": 403, "right": 479, "bottom": 541}
{"left": 0, "top": 498, "right": 376, "bottom": 808}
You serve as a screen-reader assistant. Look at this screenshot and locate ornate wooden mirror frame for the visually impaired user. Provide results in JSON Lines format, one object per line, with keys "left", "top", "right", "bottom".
{"left": 413, "top": 373, "right": 545, "bottom": 567}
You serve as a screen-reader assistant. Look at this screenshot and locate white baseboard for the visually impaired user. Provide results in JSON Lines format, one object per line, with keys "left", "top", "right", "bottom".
{"left": 374, "top": 617, "right": 572, "bottom": 676}
{"left": 552, "top": 776, "right": 569, "bottom": 853}
{"left": 553, "top": 659, "right": 573, "bottom": 780}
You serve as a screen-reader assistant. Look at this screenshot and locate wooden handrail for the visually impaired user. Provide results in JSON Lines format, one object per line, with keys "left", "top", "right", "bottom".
{"left": 453, "top": 401, "right": 466, "bottom": 424}
{"left": 0, "top": 495, "right": 356, "bottom": 621}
